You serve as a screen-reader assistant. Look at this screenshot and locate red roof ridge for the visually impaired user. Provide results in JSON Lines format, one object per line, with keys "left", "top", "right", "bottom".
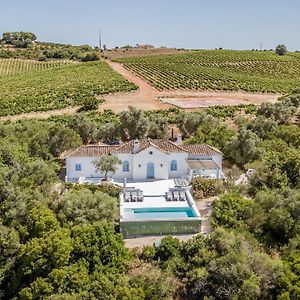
{"left": 204, "top": 144, "right": 223, "bottom": 155}
{"left": 147, "top": 139, "right": 170, "bottom": 154}
{"left": 61, "top": 139, "right": 223, "bottom": 158}
{"left": 165, "top": 139, "right": 189, "bottom": 153}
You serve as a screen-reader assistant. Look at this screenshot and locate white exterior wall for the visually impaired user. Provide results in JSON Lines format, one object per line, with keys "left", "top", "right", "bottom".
{"left": 113, "top": 154, "right": 134, "bottom": 179}
{"left": 168, "top": 152, "right": 189, "bottom": 178}
{"left": 132, "top": 146, "right": 169, "bottom": 180}
{"left": 66, "top": 154, "right": 135, "bottom": 180}
{"left": 65, "top": 147, "right": 222, "bottom": 182}
{"left": 66, "top": 157, "right": 99, "bottom": 180}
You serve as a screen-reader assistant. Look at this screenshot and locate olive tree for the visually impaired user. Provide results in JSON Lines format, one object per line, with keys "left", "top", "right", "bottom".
{"left": 93, "top": 155, "right": 121, "bottom": 180}
{"left": 225, "top": 127, "right": 262, "bottom": 166}
{"left": 119, "top": 106, "right": 149, "bottom": 140}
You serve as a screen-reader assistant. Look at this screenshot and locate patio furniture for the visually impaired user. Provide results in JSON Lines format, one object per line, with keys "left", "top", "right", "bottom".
{"left": 173, "top": 191, "right": 180, "bottom": 201}
{"left": 131, "top": 191, "right": 138, "bottom": 202}
{"left": 124, "top": 191, "right": 131, "bottom": 202}
{"left": 137, "top": 190, "right": 143, "bottom": 202}
{"left": 179, "top": 191, "right": 186, "bottom": 201}
{"left": 166, "top": 191, "right": 172, "bottom": 201}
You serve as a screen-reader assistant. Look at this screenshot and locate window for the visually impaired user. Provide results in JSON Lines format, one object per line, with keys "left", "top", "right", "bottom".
{"left": 122, "top": 160, "right": 129, "bottom": 172}
{"left": 75, "top": 164, "right": 81, "bottom": 171}
{"left": 170, "top": 160, "right": 177, "bottom": 171}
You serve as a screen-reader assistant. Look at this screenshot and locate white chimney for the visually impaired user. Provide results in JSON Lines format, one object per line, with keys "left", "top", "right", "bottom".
{"left": 176, "top": 134, "right": 182, "bottom": 145}
{"left": 133, "top": 139, "right": 140, "bottom": 153}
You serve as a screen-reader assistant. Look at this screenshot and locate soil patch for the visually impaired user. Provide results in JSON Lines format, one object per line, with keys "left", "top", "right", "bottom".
{"left": 161, "top": 97, "right": 249, "bottom": 108}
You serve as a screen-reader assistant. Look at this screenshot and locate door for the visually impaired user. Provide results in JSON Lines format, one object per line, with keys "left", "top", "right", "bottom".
{"left": 147, "top": 162, "right": 154, "bottom": 178}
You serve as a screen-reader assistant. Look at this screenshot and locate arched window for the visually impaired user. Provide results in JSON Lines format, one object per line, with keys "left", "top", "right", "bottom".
{"left": 170, "top": 160, "right": 177, "bottom": 171}
{"left": 122, "top": 160, "right": 129, "bottom": 172}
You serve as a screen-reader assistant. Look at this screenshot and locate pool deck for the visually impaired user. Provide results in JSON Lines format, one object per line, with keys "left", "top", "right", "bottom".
{"left": 118, "top": 179, "right": 201, "bottom": 220}
{"left": 118, "top": 179, "right": 202, "bottom": 238}
{"left": 117, "top": 179, "right": 191, "bottom": 209}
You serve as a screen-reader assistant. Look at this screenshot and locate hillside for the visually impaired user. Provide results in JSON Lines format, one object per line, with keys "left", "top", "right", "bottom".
{"left": 116, "top": 50, "right": 300, "bottom": 93}
{"left": 0, "top": 41, "right": 100, "bottom": 61}
{"left": 0, "top": 61, "right": 137, "bottom": 116}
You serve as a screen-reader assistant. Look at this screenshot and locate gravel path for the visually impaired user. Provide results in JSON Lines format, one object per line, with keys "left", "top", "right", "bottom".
{"left": 196, "top": 197, "right": 216, "bottom": 235}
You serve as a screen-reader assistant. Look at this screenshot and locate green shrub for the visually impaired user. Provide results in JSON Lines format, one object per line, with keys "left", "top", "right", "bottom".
{"left": 192, "top": 177, "right": 218, "bottom": 199}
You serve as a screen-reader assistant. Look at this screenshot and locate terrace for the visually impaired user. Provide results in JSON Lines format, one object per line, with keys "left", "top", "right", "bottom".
{"left": 116, "top": 179, "right": 202, "bottom": 238}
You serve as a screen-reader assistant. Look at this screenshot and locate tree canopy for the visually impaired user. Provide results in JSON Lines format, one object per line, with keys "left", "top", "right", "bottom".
{"left": 93, "top": 155, "right": 121, "bottom": 180}
{"left": 0, "top": 90, "right": 300, "bottom": 299}
{"left": 275, "top": 44, "right": 287, "bottom": 56}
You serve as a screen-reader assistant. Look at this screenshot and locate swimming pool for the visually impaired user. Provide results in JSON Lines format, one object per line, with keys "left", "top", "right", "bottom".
{"left": 124, "top": 207, "right": 197, "bottom": 220}
{"left": 120, "top": 188, "right": 201, "bottom": 238}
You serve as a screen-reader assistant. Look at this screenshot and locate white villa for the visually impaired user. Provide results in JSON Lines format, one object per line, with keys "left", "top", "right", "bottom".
{"left": 62, "top": 138, "right": 224, "bottom": 237}
{"left": 62, "top": 138, "right": 223, "bottom": 182}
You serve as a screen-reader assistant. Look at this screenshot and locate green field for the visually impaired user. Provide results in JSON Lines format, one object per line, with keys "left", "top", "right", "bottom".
{"left": 0, "top": 58, "right": 75, "bottom": 77}
{"left": 117, "top": 50, "right": 300, "bottom": 93}
{"left": 0, "top": 61, "right": 137, "bottom": 116}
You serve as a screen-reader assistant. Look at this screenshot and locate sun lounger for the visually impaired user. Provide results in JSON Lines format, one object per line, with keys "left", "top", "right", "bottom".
{"left": 137, "top": 191, "right": 143, "bottom": 202}
{"left": 166, "top": 191, "right": 172, "bottom": 201}
{"left": 124, "top": 191, "right": 130, "bottom": 202}
{"left": 179, "top": 191, "right": 186, "bottom": 201}
{"left": 131, "top": 191, "right": 138, "bottom": 202}
{"left": 173, "top": 191, "right": 180, "bottom": 201}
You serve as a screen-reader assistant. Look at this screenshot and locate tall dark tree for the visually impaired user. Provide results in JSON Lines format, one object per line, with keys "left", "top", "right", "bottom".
{"left": 275, "top": 44, "right": 287, "bottom": 56}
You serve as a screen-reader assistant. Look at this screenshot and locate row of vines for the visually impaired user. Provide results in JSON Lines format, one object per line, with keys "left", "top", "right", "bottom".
{"left": 0, "top": 61, "right": 137, "bottom": 116}
{"left": 0, "top": 58, "right": 75, "bottom": 77}
{"left": 117, "top": 50, "right": 300, "bottom": 93}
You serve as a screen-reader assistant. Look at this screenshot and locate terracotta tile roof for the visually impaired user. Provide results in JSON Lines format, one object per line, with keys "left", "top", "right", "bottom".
{"left": 148, "top": 139, "right": 187, "bottom": 153}
{"left": 182, "top": 144, "right": 223, "bottom": 156}
{"left": 60, "top": 139, "right": 222, "bottom": 158}
{"left": 61, "top": 144, "right": 117, "bottom": 158}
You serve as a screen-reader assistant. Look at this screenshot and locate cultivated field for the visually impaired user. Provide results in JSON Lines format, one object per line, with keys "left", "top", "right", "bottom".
{"left": 101, "top": 47, "right": 187, "bottom": 60}
{"left": 116, "top": 50, "right": 300, "bottom": 93}
{"left": 0, "top": 61, "right": 137, "bottom": 116}
{"left": 0, "top": 58, "right": 75, "bottom": 77}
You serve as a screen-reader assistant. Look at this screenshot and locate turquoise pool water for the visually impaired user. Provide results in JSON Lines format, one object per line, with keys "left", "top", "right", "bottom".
{"left": 124, "top": 207, "right": 197, "bottom": 219}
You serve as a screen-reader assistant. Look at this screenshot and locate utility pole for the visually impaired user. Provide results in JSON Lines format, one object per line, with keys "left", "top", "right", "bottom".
{"left": 99, "top": 29, "right": 102, "bottom": 51}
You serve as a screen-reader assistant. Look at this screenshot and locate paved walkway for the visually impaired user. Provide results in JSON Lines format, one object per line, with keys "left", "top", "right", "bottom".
{"left": 196, "top": 197, "right": 216, "bottom": 235}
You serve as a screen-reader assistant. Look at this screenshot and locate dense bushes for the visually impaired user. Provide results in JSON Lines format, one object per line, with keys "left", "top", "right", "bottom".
{"left": 0, "top": 32, "right": 99, "bottom": 61}
{"left": 213, "top": 190, "right": 300, "bottom": 247}
{"left": 192, "top": 177, "right": 220, "bottom": 199}
{"left": 1, "top": 92, "right": 300, "bottom": 298}
{"left": 137, "top": 229, "right": 288, "bottom": 299}
{"left": 55, "top": 189, "right": 119, "bottom": 226}
{"left": 212, "top": 193, "right": 252, "bottom": 229}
